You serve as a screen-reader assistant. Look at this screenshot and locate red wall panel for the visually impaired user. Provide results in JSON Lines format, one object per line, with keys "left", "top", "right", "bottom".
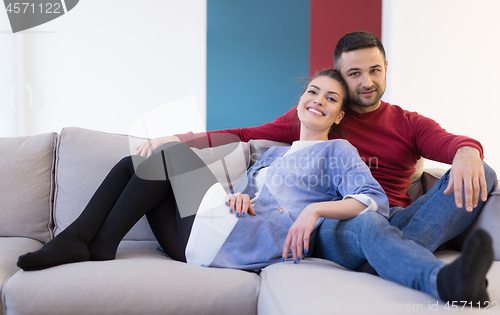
{"left": 309, "top": 0, "right": 382, "bottom": 76}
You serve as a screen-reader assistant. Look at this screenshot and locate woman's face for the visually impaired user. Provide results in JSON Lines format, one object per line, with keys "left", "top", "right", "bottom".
{"left": 297, "top": 76, "right": 345, "bottom": 135}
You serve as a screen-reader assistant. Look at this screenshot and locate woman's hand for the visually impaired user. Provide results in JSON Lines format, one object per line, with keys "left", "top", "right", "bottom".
{"left": 225, "top": 193, "right": 256, "bottom": 218}
{"left": 135, "top": 136, "right": 181, "bottom": 158}
{"left": 282, "top": 204, "right": 319, "bottom": 264}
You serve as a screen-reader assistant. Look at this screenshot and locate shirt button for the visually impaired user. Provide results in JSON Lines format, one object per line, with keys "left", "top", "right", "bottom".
{"left": 278, "top": 207, "right": 284, "bottom": 213}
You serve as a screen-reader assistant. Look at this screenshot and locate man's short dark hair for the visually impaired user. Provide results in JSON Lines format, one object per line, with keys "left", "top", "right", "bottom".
{"left": 333, "top": 31, "right": 386, "bottom": 70}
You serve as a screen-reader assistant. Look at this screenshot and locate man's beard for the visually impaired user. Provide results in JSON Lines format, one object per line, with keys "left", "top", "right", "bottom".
{"left": 350, "top": 84, "right": 385, "bottom": 108}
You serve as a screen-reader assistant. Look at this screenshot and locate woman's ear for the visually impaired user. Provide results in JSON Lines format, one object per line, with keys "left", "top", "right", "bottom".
{"left": 334, "top": 111, "right": 345, "bottom": 125}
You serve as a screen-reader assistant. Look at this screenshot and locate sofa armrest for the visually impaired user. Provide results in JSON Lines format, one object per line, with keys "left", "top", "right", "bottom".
{"left": 473, "top": 185, "right": 500, "bottom": 260}
{"left": 421, "top": 168, "right": 500, "bottom": 260}
{"left": 421, "top": 168, "right": 447, "bottom": 194}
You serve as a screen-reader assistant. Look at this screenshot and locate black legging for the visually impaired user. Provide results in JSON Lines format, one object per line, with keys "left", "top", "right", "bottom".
{"left": 82, "top": 141, "right": 219, "bottom": 262}
{"left": 85, "top": 154, "right": 188, "bottom": 262}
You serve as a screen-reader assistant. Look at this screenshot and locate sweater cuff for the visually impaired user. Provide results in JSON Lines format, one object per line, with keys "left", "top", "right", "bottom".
{"left": 175, "top": 131, "right": 243, "bottom": 149}
{"left": 450, "top": 139, "right": 484, "bottom": 161}
{"left": 174, "top": 132, "right": 211, "bottom": 149}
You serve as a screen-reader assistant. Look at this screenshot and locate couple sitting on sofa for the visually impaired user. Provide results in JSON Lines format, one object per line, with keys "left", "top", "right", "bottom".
{"left": 18, "top": 32, "right": 497, "bottom": 306}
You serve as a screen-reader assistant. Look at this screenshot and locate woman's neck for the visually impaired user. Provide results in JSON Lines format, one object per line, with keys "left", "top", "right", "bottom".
{"left": 299, "top": 125, "right": 329, "bottom": 141}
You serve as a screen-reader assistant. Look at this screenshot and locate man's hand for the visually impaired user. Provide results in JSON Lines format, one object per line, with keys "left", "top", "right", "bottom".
{"left": 135, "top": 136, "right": 180, "bottom": 158}
{"left": 282, "top": 204, "right": 319, "bottom": 264}
{"left": 443, "top": 146, "right": 487, "bottom": 212}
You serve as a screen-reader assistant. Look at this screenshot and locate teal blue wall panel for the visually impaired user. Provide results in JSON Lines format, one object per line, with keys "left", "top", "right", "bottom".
{"left": 207, "top": 0, "right": 310, "bottom": 131}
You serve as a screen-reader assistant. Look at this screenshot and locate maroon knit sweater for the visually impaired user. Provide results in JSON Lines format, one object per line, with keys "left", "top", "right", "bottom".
{"left": 177, "top": 101, "right": 483, "bottom": 208}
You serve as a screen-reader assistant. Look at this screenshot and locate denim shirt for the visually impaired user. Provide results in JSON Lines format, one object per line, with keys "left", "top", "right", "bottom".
{"left": 209, "top": 139, "right": 389, "bottom": 271}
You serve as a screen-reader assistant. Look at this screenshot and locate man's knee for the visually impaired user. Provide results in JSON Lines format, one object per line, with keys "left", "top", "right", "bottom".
{"left": 482, "top": 161, "right": 498, "bottom": 193}
{"left": 318, "top": 212, "right": 390, "bottom": 240}
{"left": 352, "top": 211, "right": 385, "bottom": 225}
{"left": 343, "top": 211, "right": 392, "bottom": 236}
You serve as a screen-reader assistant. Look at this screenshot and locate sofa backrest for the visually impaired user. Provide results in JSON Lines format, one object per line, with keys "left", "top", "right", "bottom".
{"left": 0, "top": 133, "right": 57, "bottom": 242}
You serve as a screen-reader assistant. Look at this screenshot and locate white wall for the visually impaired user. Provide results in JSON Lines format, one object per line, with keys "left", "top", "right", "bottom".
{"left": 0, "top": 13, "right": 19, "bottom": 136}
{"left": 382, "top": 0, "right": 500, "bottom": 172}
{"left": 0, "top": 0, "right": 206, "bottom": 138}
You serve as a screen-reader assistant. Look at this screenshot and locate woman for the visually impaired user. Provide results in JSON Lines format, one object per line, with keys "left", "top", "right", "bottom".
{"left": 18, "top": 69, "right": 491, "bottom": 304}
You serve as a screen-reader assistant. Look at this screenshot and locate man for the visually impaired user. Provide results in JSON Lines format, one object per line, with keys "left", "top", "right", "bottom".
{"left": 135, "top": 31, "right": 498, "bottom": 303}
{"left": 137, "top": 31, "right": 497, "bottom": 260}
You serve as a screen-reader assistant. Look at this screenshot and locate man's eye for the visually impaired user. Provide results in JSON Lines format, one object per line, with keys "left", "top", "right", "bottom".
{"left": 349, "top": 72, "right": 359, "bottom": 77}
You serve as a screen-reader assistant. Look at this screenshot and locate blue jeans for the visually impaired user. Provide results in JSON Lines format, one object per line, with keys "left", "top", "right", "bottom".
{"left": 389, "top": 161, "right": 497, "bottom": 251}
{"left": 313, "top": 161, "right": 497, "bottom": 298}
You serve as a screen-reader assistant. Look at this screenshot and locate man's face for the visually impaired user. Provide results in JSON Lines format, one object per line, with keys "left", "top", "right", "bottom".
{"left": 337, "top": 47, "right": 388, "bottom": 113}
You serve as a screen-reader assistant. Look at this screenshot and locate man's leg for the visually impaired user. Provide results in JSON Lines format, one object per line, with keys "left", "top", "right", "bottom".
{"left": 389, "top": 161, "right": 497, "bottom": 251}
{"left": 355, "top": 161, "right": 497, "bottom": 275}
{"left": 314, "top": 212, "right": 493, "bottom": 303}
{"left": 314, "top": 212, "right": 443, "bottom": 297}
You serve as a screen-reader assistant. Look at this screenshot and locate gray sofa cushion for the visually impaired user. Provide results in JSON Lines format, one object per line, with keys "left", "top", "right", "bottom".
{"left": 0, "top": 238, "right": 44, "bottom": 315}
{"left": 0, "top": 238, "right": 43, "bottom": 289}
{"left": 258, "top": 255, "right": 500, "bottom": 315}
{"left": 0, "top": 133, "right": 56, "bottom": 242}
{"left": 3, "top": 241, "right": 260, "bottom": 315}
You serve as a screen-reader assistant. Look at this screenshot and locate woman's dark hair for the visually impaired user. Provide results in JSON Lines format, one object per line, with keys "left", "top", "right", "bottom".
{"left": 333, "top": 31, "right": 386, "bottom": 70}
{"left": 301, "top": 68, "right": 349, "bottom": 135}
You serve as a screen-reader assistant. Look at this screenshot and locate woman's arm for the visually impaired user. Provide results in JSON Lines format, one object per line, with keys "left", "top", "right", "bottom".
{"left": 282, "top": 198, "right": 366, "bottom": 264}
{"left": 281, "top": 140, "right": 390, "bottom": 264}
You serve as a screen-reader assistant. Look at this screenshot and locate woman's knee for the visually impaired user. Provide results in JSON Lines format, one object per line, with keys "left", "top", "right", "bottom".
{"left": 114, "top": 155, "right": 141, "bottom": 174}
{"left": 160, "top": 142, "right": 209, "bottom": 178}
{"left": 133, "top": 152, "right": 167, "bottom": 181}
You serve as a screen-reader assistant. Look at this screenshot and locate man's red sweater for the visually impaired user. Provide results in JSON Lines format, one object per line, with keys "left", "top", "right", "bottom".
{"left": 176, "top": 101, "right": 483, "bottom": 208}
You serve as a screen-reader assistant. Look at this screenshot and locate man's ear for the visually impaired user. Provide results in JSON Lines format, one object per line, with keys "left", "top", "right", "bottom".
{"left": 334, "top": 111, "right": 345, "bottom": 125}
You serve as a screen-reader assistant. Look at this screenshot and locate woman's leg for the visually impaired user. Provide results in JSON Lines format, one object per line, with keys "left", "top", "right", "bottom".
{"left": 87, "top": 142, "right": 218, "bottom": 262}
{"left": 146, "top": 197, "right": 187, "bottom": 262}
{"left": 18, "top": 155, "right": 144, "bottom": 270}
{"left": 85, "top": 150, "right": 175, "bottom": 261}
{"left": 19, "top": 142, "right": 217, "bottom": 270}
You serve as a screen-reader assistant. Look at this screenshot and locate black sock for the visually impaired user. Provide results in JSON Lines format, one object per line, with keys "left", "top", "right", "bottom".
{"left": 17, "top": 230, "right": 90, "bottom": 271}
{"left": 437, "top": 229, "right": 493, "bottom": 305}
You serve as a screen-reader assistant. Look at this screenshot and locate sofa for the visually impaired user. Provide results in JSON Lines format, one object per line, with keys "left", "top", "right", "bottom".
{"left": 0, "top": 126, "right": 499, "bottom": 315}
